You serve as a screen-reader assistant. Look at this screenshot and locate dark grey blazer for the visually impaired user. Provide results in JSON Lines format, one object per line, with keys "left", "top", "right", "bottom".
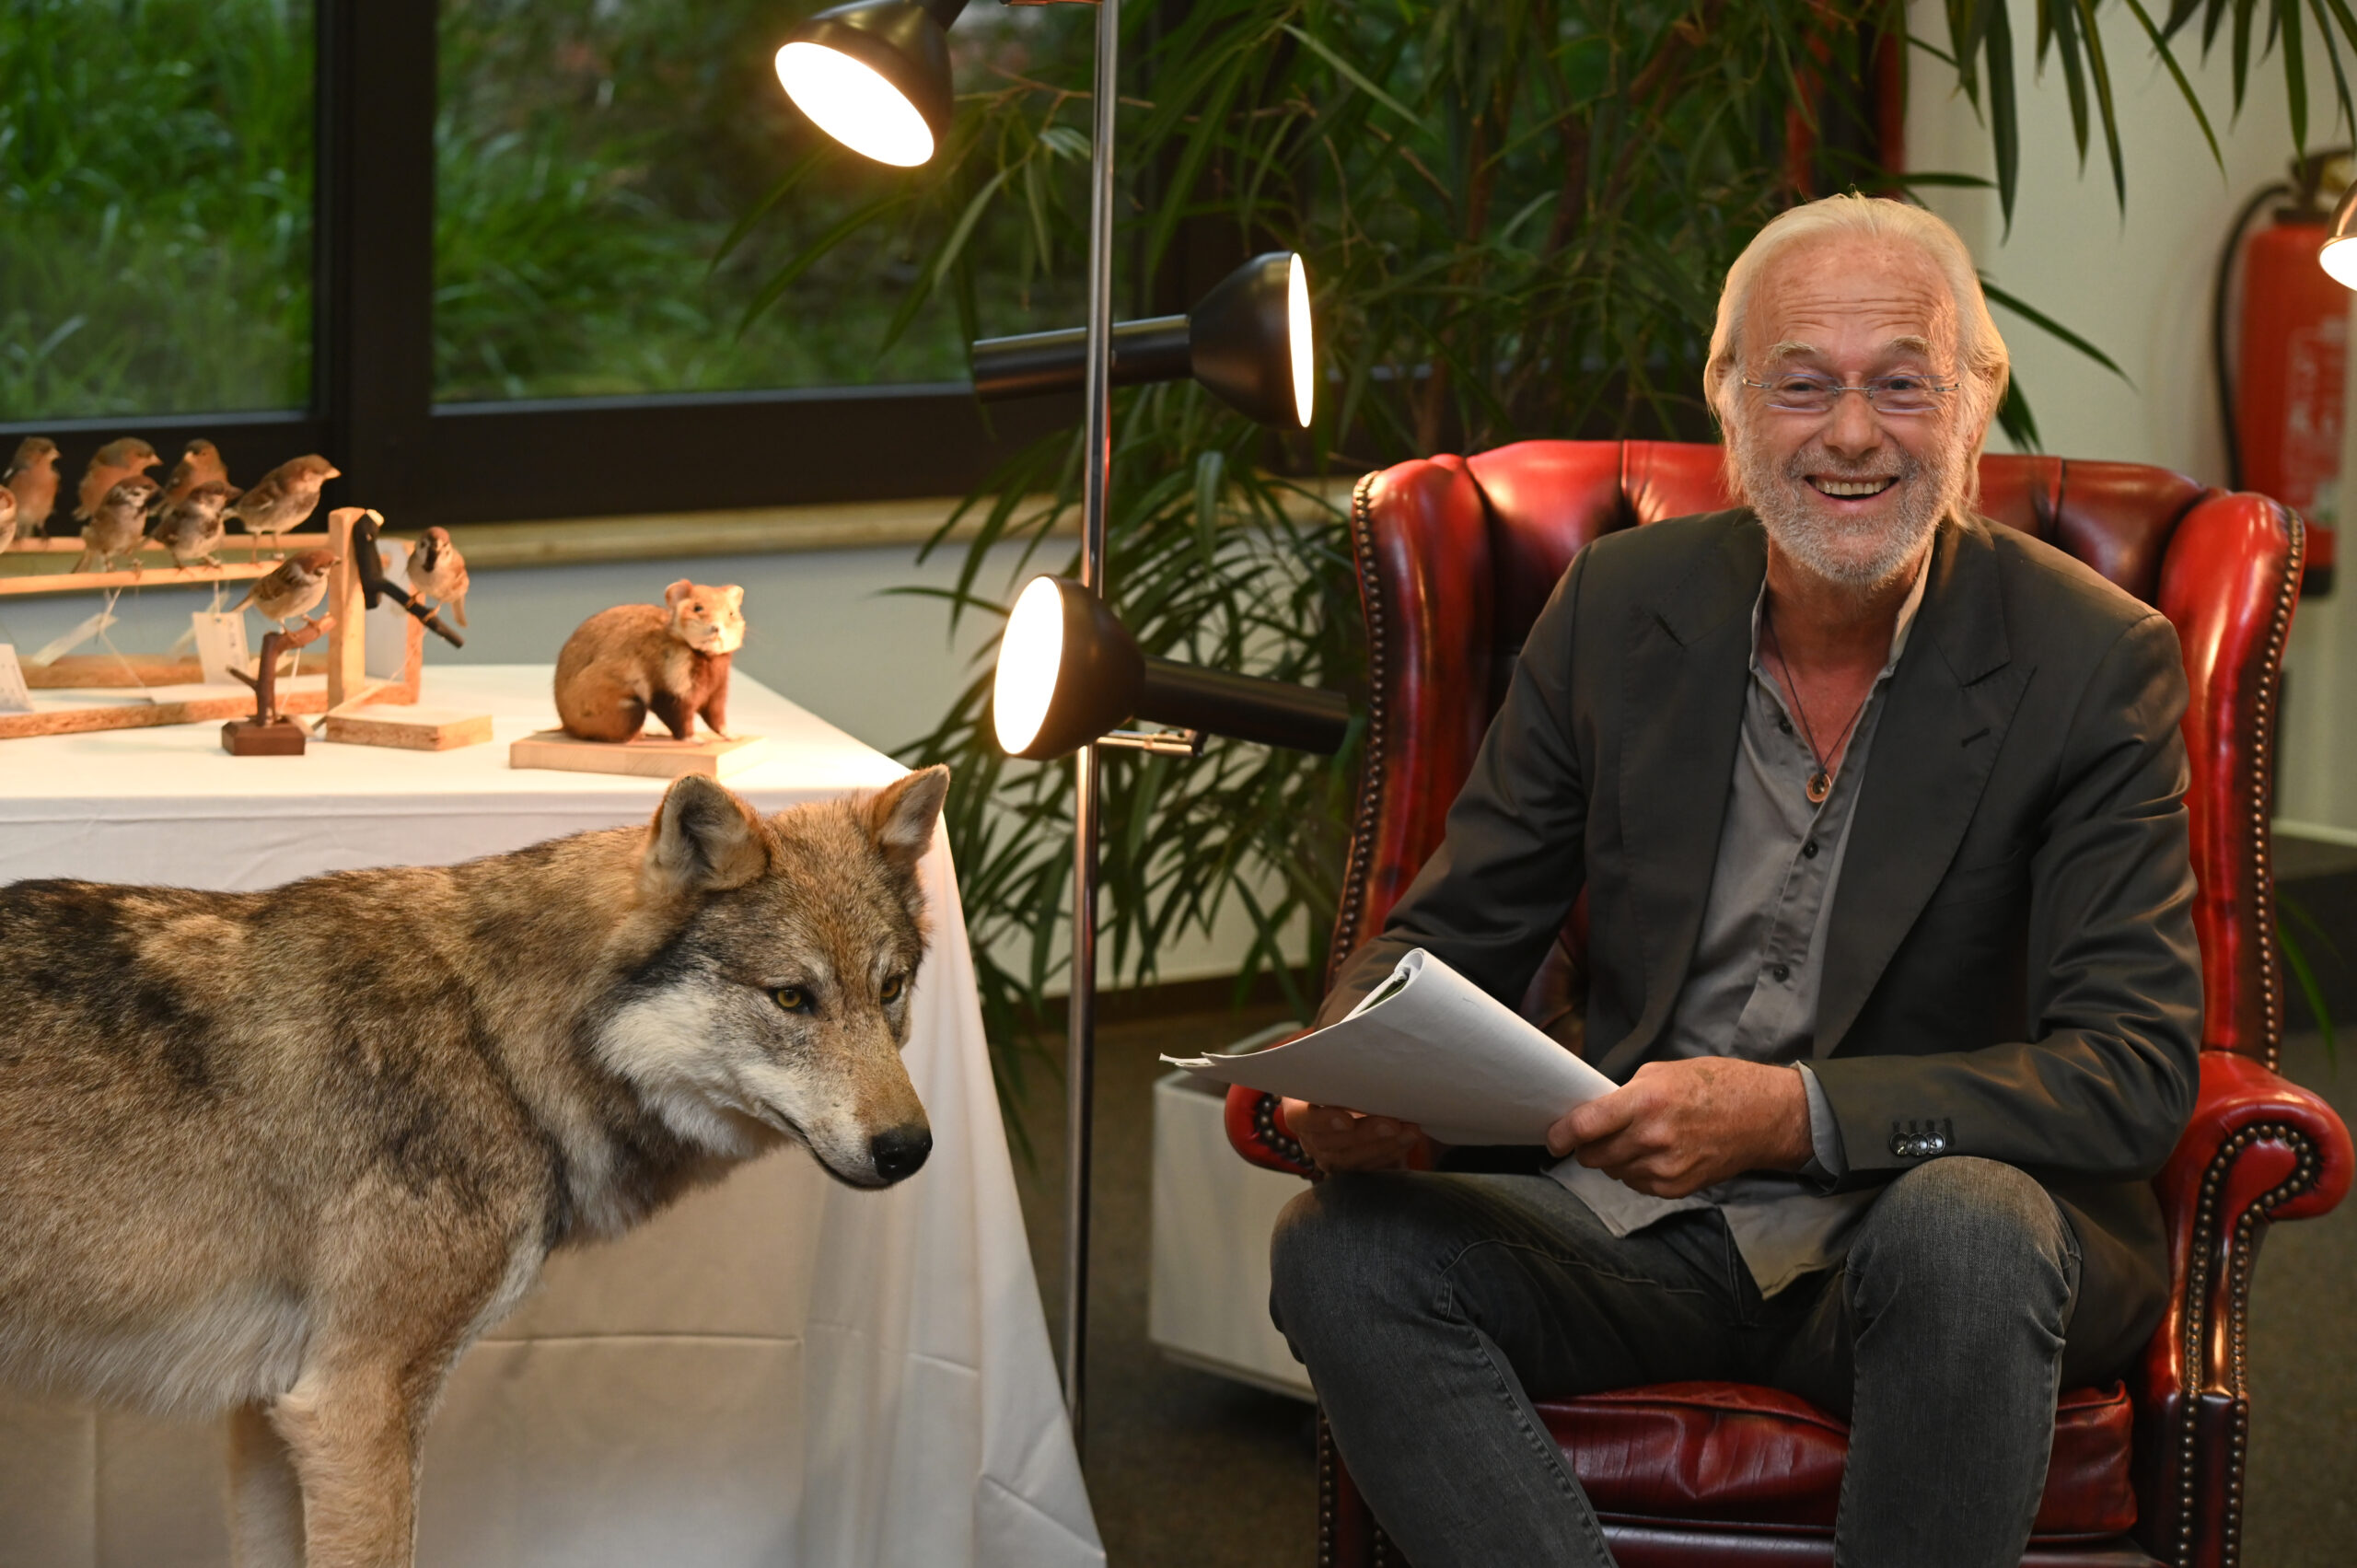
{"left": 1323, "top": 507, "right": 2203, "bottom": 1371}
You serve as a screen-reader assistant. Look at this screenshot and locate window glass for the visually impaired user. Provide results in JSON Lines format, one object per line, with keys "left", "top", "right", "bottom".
{"left": 0, "top": 0, "right": 314, "bottom": 419}
{"left": 435, "top": 1, "right": 1086, "bottom": 404}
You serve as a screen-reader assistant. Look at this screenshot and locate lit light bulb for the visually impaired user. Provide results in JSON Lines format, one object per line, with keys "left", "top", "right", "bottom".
{"left": 2325, "top": 235, "right": 2357, "bottom": 291}
{"left": 1286, "top": 253, "right": 1315, "bottom": 428}
{"left": 774, "top": 41, "right": 935, "bottom": 168}
{"left": 993, "top": 576, "right": 1067, "bottom": 754}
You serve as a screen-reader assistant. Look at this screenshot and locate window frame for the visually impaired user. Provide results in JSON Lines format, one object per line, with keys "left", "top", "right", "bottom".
{"left": 0, "top": 0, "right": 1075, "bottom": 531}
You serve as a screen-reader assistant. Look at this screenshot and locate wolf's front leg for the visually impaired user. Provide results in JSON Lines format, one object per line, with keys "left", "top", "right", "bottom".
{"left": 228, "top": 1401, "right": 306, "bottom": 1568}
{"left": 273, "top": 1365, "right": 423, "bottom": 1568}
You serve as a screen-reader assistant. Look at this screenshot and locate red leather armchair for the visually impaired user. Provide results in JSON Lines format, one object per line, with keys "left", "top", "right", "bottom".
{"left": 1225, "top": 440, "right": 2354, "bottom": 1568}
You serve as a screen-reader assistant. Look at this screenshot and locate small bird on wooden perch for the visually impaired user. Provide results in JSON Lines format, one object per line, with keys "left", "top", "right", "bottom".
{"left": 157, "top": 439, "right": 238, "bottom": 510}
{"left": 227, "top": 456, "right": 341, "bottom": 552}
{"left": 151, "top": 480, "right": 236, "bottom": 568}
{"left": 74, "top": 475, "right": 161, "bottom": 573}
{"left": 232, "top": 549, "right": 339, "bottom": 633}
{"left": 74, "top": 437, "right": 159, "bottom": 525}
{"left": 405, "top": 527, "right": 470, "bottom": 628}
{"left": 2, "top": 437, "right": 58, "bottom": 542}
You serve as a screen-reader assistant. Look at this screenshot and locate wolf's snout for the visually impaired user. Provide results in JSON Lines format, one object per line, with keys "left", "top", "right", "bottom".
{"left": 870, "top": 1125, "right": 932, "bottom": 1183}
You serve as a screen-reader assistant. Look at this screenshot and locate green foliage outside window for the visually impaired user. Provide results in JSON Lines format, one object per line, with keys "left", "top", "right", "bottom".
{"left": 435, "top": 0, "right": 1086, "bottom": 401}
{"left": 0, "top": 0, "right": 314, "bottom": 418}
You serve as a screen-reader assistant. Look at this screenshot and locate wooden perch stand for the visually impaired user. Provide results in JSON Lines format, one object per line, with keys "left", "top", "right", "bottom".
{"left": 316, "top": 507, "right": 491, "bottom": 752}
{"left": 223, "top": 619, "right": 332, "bottom": 755}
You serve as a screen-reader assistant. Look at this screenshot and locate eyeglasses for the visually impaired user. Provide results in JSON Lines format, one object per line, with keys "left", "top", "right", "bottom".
{"left": 1740, "top": 373, "right": 1960, "bottom": 417}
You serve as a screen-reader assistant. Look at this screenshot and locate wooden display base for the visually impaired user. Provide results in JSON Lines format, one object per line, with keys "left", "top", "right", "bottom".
{"left": 222, "top": 717, "right": 308, "bottom": 756}
{"left": 24, "top": 652, "right": 324, "bottom": 690}
{"left": 509, "top": 729, "right": 767, "bottom": 779}
{"left": 0, "top": 538, "right": 283, "bottom": 599}
{"left": 0, "top": 676, "right": 329, "bottom": 740}
{"left": 322, "top": 703, "right": 493, "bottom": 751}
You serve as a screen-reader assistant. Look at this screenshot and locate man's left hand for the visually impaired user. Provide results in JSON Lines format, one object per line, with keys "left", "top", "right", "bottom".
{"left": 1548, "top": 1058, "right": 1813, "bottom": 1198}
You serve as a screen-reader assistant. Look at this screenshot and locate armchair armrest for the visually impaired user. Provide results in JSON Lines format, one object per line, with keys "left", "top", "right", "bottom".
{"left": 2133, "top": 1050, "right": 2353, "bottom": 1561}
{"left": 1226, "top": 1084, "right": 1315, "bottom": 1176}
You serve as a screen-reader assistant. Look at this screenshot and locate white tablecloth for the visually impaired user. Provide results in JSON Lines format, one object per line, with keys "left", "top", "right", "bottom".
{"left": 0, "top": 667, "right": 1102, "bottom": 1568}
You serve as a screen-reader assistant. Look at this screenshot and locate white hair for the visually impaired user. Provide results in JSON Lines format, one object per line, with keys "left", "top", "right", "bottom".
{"left": 1704, "top": 194, "right": 2010, "bottom": 503}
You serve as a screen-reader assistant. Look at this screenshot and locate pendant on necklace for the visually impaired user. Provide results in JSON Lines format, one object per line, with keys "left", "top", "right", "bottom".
{"left": 1806, "top": 771, "right": 1831, "bottom": 805}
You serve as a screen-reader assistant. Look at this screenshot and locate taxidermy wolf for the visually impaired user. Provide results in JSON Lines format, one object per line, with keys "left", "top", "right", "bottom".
{"left": 0, "top": 767, "right": 950, "bottom": 1568}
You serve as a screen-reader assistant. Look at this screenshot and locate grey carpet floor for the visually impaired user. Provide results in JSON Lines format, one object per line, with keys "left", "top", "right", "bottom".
{"left": 1006, "top": 1014, "right": 2357, "bottom": 1567}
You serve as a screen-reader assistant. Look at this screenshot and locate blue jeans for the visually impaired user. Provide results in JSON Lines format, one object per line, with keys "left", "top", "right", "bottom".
{"left": 1270, "top": 1157, "right": 2087, "bottom": 1568}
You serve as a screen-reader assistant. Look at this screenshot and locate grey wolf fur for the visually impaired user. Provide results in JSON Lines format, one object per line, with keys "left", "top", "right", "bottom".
{"left": 0, "top": 766, "right": 950, "bottom": 1568}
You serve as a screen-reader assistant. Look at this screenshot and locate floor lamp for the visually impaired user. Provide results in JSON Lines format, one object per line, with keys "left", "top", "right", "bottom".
{"left": 774, "top": 0, "right": 1334, "bottom": 1442}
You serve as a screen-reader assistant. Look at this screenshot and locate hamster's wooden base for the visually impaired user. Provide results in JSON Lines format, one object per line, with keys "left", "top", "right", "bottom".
{"left": 322, "top": 704, "right": 493, "bottom": 751}
{"left": 221, "top": 717, "right": 308, "bottom": 756}
{"left": 509, "top": 729, "right": 767, "bottom": 779}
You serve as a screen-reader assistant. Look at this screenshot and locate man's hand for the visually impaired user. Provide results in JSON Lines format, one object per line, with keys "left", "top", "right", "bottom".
{"left": 1548, "top": 1058, "right": 1811, "bottom": 1198}
{"left": 1283, "top": 1098, "right": 1431, "bottom": 1174}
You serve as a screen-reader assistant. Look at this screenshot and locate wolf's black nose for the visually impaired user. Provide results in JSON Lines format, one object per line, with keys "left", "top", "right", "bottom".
{"left": 870, "top": 1126, "right": 933, "bottom": 1183}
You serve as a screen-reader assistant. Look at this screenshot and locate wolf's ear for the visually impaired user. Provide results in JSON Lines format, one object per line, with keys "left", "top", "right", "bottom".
{"left": 642, "top": 775, "right": 771, "bottom": 900}
{"left": 865, "top": 765, "right": 950, "bottom": 864}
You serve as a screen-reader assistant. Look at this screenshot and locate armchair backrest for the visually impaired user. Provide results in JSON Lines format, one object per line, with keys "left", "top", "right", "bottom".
{"left": 1332, "top": 439, "right": 2305, "bottom": 1064}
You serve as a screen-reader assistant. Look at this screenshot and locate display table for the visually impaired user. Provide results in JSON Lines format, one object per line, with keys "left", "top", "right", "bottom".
{"left": 0, "top": 667, "right": 1102, "bottom": 1568}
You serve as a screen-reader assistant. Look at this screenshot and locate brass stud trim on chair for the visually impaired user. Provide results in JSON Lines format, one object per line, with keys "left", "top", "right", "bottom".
{"left": 1317, "top": 1413, "right": 1339, "bottom": 1568}
{"left": 1328, "top": 470, "right": 1390, "bottom": 994}
{"left": 2249, "top": 506, "right": 2303, "bottom": 1074}
{"left": 1254, "top": 1093, "right": 1308, "bottom": 1169}
{"left": 2167, "top": 1120, "right": 2322, "bottom": 1568}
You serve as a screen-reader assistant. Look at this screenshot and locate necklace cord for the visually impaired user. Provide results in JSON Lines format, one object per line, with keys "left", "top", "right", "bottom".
{"left": 1763, "top": 606, "right": 1869, "bottom": 788}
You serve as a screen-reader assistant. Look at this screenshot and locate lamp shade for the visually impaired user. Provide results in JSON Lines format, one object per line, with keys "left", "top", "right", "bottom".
{"left": 993, "top": 575, "right": 1352, "bottom": 760}
{"left": 2325, "top": 177, "right": 2357, "bottom": 289}
{"left": 775, "top": 0, "right": 967, "bottom": 168}
{"left": 970, "top": 252, "right": 1316, "bottom": 427}
{"left": 1189, "top": 251, "right": 1316, "bottom": 428}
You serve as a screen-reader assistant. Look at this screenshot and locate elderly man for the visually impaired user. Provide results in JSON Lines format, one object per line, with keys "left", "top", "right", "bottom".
{"left": 1268, "top": 193, "right": 2199, "bottom": 1568}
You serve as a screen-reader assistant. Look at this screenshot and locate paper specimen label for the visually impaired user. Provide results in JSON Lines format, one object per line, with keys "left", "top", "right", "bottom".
{"left": 192, "top": 611, "right": 252, "bottom": 687}
{"left": 0, "top": 646, "right": 30, "bottom": 714}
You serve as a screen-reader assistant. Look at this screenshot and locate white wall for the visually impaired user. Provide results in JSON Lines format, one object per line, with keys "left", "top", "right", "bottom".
{"left": 1906, "top": 3, "right": 2357, "bottom": 835}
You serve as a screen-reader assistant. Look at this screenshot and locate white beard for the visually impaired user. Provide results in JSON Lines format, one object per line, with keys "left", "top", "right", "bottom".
{"left": 1734, "top": 422, "right": 1969, "bottom": 593}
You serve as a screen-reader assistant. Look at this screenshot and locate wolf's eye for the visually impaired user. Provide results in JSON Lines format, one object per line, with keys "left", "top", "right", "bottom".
{"left": 771, "top": 985, "right": 812, "bottom": 1013}
{"left": 880, "top": 974, "right": 906, "bottom": 1003}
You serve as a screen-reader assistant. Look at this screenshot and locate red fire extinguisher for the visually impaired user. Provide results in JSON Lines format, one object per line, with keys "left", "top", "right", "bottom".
{"left": 2220, "top": 151, "right": 2351, "bottom": 595}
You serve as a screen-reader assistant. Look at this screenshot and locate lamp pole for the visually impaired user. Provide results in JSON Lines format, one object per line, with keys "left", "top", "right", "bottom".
{"left": 1061, "top": 0, "right": 1120, "bottom": 1446}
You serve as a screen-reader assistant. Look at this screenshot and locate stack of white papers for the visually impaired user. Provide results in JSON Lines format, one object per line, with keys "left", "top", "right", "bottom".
{"left": 1163, "top": 948, "right": 1616, "bottom": 1145}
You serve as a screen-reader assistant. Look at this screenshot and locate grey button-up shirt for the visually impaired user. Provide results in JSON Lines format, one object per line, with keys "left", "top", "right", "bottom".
{"left": 1549, "top": 560, "right": 1929, "bottom": 1296}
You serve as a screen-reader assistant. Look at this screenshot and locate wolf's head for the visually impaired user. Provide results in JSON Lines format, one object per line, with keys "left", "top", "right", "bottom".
{"left": 596, "top": 767, "right": 950, "bottom": 1189}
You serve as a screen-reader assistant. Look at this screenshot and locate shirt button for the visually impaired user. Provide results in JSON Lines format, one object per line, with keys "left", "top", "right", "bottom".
{"left": 1770, "top": 962, "right": 1791, "bottom": 982}
{"left": 1802, "top": 840, "right": 1819, "bottom": 859}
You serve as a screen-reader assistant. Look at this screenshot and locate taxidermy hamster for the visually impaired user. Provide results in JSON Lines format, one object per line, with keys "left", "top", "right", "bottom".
{"left": 555, "top": 579, "right": 746, "bottom": 742}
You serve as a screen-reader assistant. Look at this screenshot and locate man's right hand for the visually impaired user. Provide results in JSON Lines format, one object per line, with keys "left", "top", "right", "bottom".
{"left": 1283, "top": 1098, "right": 1430, "bottom": 1173}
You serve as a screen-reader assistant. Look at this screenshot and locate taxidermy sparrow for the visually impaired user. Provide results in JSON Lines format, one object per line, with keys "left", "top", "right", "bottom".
{"left": 0, "top": 487, "right": 17, "bottom": 554}
{"left": 3, "top": 436, "right": 60, "bottom": 540}
{"left": 227, "top": 455, "right": 340, "bottom": 550}
{"left": 75, "top": 437, "right": 160, "bottom": 523}
{"left": 232, "top": 549, "right": 338, "bottom": 632}
{"left": 157, "top": 439, "right": 237, "bottom": 509}
{"left": 150, "top": 479, "right": 234, "bottom": 568}
{"left": 405, "top": 526, "right": 470, "bottom": 627}
{"left": 74, "top": 475, "right": 161, "bottom": 573}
